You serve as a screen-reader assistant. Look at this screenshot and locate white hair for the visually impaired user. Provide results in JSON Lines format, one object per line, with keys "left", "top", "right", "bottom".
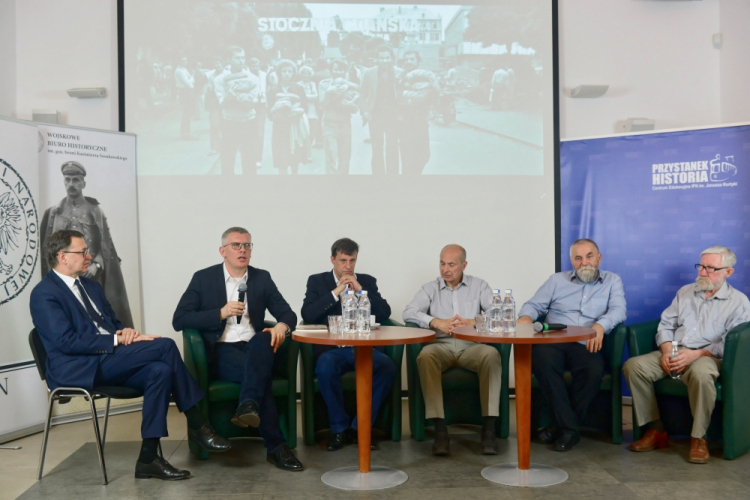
{"left": 701, "top": 246, "right": 736, "bottom": 268}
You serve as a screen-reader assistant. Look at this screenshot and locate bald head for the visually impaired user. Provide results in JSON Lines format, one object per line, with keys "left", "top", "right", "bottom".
{"left": 439, "top": 244, "right": 467, "bottom": 288}
{"left": 440, "top": 244, "right": 466, "bottom": 263}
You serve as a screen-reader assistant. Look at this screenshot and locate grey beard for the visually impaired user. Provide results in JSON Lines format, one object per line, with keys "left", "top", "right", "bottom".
{"left": 696, "top": 276, "right": 723, "bottom": 291}
{"left": 576, "top": 265, "right": 599, "bottom": 284}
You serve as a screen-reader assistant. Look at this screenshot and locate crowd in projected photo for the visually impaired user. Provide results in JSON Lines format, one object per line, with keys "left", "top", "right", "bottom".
{"left": 128, "top": 2, "right": 548, "bottom": 175}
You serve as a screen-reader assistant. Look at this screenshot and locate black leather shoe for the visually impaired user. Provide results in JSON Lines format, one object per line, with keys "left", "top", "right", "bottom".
{"left": 231, "top": 399, "right": 260, "bottom": 428}
{"left": 135, "top": 457, "right": 191, "bottom": 480}
{"left": 432, "top": 431, "right": 450, "bottom": 456}
{"left": 481, "top": 430, "right": 499, "bottom": 455}
{"left": 538, "top": 426, "right": 560, "bottom": 444}
{"left": 553, "top": 430, "right": 580, "bottom": 452}
{"left": 349, "top": 428, "right": 379, "bottom": 450}
{"left": 327, "top": 431, "right": 350, "bottom": 451}
{"left": 267, "top": 445, "right": 304, "bottom": 471}
{"left": 188, "top": 423, "right": 232, "bottom": 452}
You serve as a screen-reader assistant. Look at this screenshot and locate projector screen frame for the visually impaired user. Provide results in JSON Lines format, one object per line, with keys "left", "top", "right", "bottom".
{"left": 116, "top": 0, "right": 562, "bottom": 271}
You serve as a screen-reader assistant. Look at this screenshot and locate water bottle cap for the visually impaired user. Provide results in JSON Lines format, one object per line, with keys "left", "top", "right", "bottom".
{"left": 360, "top": 290, "right": 368, "bottom": 295}
{"left": 493, "top": 289, "right": 501, "bottom": 294}
{"left": 504, "top": 289, "right": 512, "bottom": 294}
{"left": 345, "top": 290, "right": 355, "bottom": 294}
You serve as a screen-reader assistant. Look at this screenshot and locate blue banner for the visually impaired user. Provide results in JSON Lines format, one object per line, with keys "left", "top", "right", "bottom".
{"left": 561, "top": 124, "right": 750, "bottom": 325}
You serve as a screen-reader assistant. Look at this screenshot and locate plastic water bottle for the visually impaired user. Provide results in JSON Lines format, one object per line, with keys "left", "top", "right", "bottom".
{"left": 501, "top": 289, "right": 516, "bottom": 333}
{"left": 341, "top": 290, "right": 358, "bottom": 333}
{"left": 357, "top": 290, "right": 371, "bottom": 334}
{"left": 488, "top": 289, "right": 503, "bottom": 333}
{"left": 670, "top": 342, "right": 682, "bottom": 380}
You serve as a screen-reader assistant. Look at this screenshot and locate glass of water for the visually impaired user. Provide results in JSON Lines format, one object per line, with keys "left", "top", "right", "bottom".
{"left": 475, "top": 314, "right": 488, "bottom": 334}
{"left": 328, "top": 316, "right": 343, "bottom": 335}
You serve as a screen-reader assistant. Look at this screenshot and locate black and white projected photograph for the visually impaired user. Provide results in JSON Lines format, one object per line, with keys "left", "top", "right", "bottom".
{"left": 125, "top": 1, "right": 550, "bottom": 176}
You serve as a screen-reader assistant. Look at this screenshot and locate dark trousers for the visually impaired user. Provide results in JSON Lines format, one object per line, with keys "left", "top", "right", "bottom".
{"left": 220, "top": 118, "right": 255, "bottom": 175}
{"left": 315, "top": 347, "right": 397, "bottom": 434}
{"left": 369, "top": 112, "right": 400, "bottom": 175}
{"left": 399, "top": 116, "right": 430, "bottom": 175}
{"left": 94, "top": 338, "right": 204, "bottom": 439}
{"left": 179, "top": 88, "right": 194, "bottom": 137}
{"left": 211, "top": 335, "right": 286, "bottom": 452}
{"left": 532, "top": 342, "right": 604, "bottom": 433}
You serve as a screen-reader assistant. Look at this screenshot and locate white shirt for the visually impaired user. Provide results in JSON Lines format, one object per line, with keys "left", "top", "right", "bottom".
{"left": 54, "top": 270, "right": 117, "bottom": 346}
{"left": 218, "top": 264, "right": 256, "bottom": 343}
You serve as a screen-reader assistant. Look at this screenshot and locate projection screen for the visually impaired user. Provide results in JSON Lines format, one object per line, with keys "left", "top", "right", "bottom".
{"left": 122, "top": 1, "right": 558, "bottom": 354}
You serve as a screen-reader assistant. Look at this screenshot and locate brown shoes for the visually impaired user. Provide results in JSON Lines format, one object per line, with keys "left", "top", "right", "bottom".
{"left": 689, "top": 437, "right": 709, "bottom": 464}
{"left": 432, "top": 431, "right": 450, "bottom": 456}
{"left": 630, "top": 429, "right": 669, "bottom": 452}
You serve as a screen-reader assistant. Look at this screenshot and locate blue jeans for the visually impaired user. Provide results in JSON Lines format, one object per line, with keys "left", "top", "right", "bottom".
{"left": 315, "top": 347, "right": 397, "bottom": 434}
{"left": 211, "top": 334, "right": 286, "bottom": 452}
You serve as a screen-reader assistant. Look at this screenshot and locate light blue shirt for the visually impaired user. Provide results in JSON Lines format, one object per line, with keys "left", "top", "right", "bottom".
{"left": 518, "top": 270, "right": 627, "bottom": 341}
{"left": 655, "top": 281, "right": 750, "bottom": 359}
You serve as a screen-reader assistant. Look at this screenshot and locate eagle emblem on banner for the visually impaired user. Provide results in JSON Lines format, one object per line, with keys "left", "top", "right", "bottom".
{"left": 0, "top": 158, "right": 39, "bottom": 305}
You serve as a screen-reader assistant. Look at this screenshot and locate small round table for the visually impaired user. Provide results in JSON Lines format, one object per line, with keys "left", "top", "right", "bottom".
{"left": 293, "top": 325, "right": 435, "bottom": 490}
{"left": 452, "top": 323, "right": 596, "bottom": 487}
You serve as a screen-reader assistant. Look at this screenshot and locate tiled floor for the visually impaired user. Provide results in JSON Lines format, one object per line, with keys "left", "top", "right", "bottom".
{"left": 3, "top": 401, "right": 750, "bottom": 499}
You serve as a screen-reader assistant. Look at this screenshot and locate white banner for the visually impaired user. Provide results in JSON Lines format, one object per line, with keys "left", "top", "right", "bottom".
{"left": 0, "top": 117, "right": 48, "bottom": 439}
{"left": 38, "top": 125, "right": 142, "bottom": 331}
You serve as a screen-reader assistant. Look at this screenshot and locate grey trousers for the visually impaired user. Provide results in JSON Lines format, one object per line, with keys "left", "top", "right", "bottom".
{"left": 416, "top": 337, "right": 502, "bottom": 419}
{"left": 623, "top": 348, "right": 721, "bottom": 438}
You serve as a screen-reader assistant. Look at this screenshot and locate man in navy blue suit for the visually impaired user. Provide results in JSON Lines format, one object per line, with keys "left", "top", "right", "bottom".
{"left": 30, "top": 230, "right": 230, "bottom": 481}
{"left": 301, "top": 237, "right": 395, "bottom": 451}
{"left": 172, "top": 227, "right": 303, "bottom": 471}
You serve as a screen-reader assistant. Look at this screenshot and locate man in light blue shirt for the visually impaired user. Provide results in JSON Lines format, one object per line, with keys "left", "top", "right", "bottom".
{"left": 625, "top": 246, "right": 750, "bottom": 464}
{"left": 518, "top": 238, "right": 626, "bottom": 452}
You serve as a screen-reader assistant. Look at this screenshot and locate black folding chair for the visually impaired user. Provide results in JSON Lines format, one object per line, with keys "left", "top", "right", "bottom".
{"left": 29, "top": 329, "right": 149, "bottom": 485}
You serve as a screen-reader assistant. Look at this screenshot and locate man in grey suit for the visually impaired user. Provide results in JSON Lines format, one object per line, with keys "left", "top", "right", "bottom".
{"left": 358, "top": 45, "right": 403, "bottom": 175}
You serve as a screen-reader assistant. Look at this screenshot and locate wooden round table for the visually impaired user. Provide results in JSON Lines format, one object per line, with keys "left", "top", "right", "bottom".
{"left": 452, "top": 323, "right": 596, "bottom": 487}
{"left": 293, "top": 325, "right": 435, "bottom": 490}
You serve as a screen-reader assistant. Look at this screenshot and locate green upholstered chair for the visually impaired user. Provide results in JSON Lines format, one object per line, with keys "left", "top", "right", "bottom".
{"left": 627, "top": 319, "right": 750, "bottom": 460}
{"left": 181, "top": 321, "right": 299, "bottom": 459}
{"left": 405, "top": 322, "right": 511, "bottom": 440}
{"left": 299, "top": 319, "right": 404, "bottom": 446}
{"left": 530, "top": 323, "right": 627, "bottom": 444}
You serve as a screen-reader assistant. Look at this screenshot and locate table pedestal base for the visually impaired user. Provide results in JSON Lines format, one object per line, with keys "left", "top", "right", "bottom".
{"left": 481, "top": 463, "right": 568, "bottom": 487}
{"left": 321, "top": 466, "right": 408, "bottom": 490}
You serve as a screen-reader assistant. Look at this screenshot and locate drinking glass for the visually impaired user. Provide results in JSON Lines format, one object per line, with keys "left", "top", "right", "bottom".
{"left": 475, "top": 314, "right": 488, "bottom": 334}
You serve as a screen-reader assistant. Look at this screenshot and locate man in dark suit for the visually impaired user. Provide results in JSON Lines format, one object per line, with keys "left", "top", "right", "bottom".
{"left": 301, "top": 238, "right": 395, "bottom": 451}
{"left": 358, "top": 45, "right": 404, "bottom": 175}
{"left": 172, "top": 227, "right": 303, "bottom": 471}
{"left": 30, "top": 230, "right": 230, "bottom": 481}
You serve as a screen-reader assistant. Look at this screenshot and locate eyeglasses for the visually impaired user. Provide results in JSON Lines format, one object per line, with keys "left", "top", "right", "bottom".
{"left": 224, "top": 242, "right": 253, "bottom": 251}
{"left": 695, "top": 263, "right": 728, "bottom": 274}
{"left": 63, "top": 248, "right": 90, "bottom": 257}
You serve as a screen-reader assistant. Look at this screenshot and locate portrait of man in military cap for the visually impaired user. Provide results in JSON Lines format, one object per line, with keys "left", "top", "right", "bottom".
{"left": 40, "top": 161, "right": 133, "bottom": 327}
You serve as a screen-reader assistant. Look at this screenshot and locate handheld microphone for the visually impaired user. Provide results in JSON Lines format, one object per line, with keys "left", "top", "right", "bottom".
{"left": 533, "top": 322, "right": 567, "bottom": 333}
{"left": 237, "top": 282, "right": 248, "bottom": 318}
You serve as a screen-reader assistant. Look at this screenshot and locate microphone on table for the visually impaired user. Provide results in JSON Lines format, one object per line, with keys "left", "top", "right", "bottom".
{"left": 533, "top": 322, "right": 567, "bottom": 333}
{"left": 237, "top": 281, "right": 248, "bottom": 319}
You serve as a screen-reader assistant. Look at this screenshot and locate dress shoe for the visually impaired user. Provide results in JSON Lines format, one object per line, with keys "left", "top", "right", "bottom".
{"left": 188, "top": 423, "right": 232, "bottom": 452}
{"left": 267, "top": 444, "right": 305, "bottom": 471}
{"left": 553, "top": 430, "right": 580, "bottom": 452}
{"left": 481, "top": 430, "right": 499, "bottom": 455}
{"left": 327, "top": 430, "right": 351, "bottom": 451}
{"left": 689, "top": 437, "right": 709, "bottom": 464}
{"left": 538, "top": 426, "right": 560, "bottom": 445}
{"left": 432, "top": 431, "right": 450, "bottom": 456}
{"left": 630, "top": 429, "right": 669, "bottom": 452}
{"left": 135, "top": 456, "right": 191, "bottom": 480}
{"left": 231, "top": 399, "right": 260, "bottom": 428}
{"left": 349, "top": 428, "right": 379, "bottom": 450}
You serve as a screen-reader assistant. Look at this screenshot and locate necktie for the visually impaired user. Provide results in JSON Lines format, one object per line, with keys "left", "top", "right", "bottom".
{"left": 74, "top": 279, "right": 116, "bottom": 335}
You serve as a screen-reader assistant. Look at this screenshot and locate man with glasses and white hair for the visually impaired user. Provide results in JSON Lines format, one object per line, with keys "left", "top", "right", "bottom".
{"left": 173, "top": 227, "right": 304, "bottom": 471}
{"left": 624, "top": 246, "right": 750, "bottom": 464}
{"left": 517, "top": 238, "right": 627, "bottom": 452}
